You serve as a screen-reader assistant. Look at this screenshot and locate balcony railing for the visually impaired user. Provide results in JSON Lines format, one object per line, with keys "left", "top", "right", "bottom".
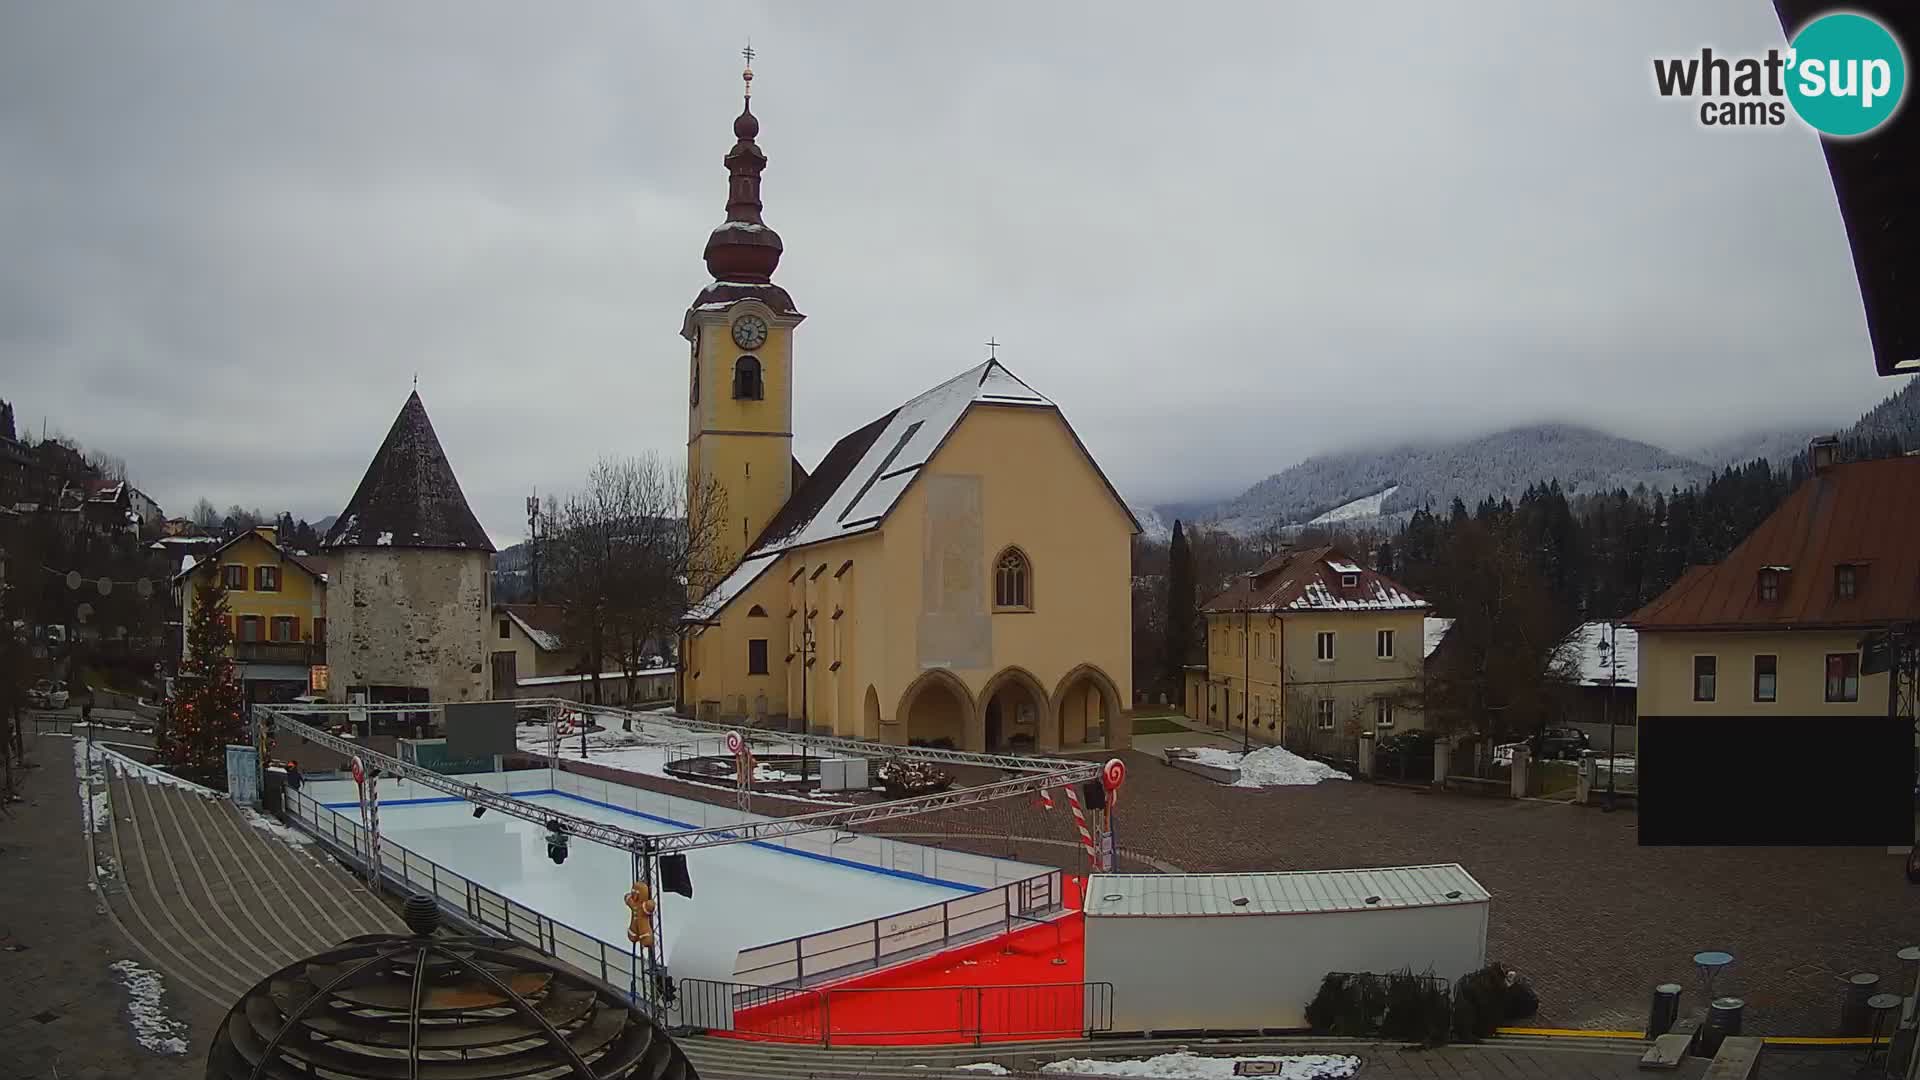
{"left": 233, "top": 640, "right": 325, "bottom": 665}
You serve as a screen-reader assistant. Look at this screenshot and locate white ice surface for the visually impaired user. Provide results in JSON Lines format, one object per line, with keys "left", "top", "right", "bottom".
{"left": 1040, "top": 1051, "right": 1359, "bottom": 1079}
{"left": 330, "top": 791, "right": 971, "bottom": 975}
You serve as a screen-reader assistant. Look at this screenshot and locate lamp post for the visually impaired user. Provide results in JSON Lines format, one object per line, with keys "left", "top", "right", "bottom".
{"left": 1242, "top": 571, "right": 1254, "bottom": 755}
{"left": 1605, "top": 620, "right": 1619, "bottom": 810}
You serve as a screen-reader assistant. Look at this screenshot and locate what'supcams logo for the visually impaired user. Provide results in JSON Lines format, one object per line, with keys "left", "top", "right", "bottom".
{"left": 1653, "top": 11, "right": 1906, "bottom": 136}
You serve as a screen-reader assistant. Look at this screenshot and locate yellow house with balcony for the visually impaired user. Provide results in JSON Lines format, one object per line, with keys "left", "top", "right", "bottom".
{"left": 1186, "top": 546, "right": 1431, "bottom": 754}
{"left": 174, "top": 525, "right": 328, "bottom": 701}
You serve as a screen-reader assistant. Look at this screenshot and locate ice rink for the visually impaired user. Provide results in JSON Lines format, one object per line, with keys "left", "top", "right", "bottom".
{"left": 317, "top": 791, "right": 975, "bottom": 975}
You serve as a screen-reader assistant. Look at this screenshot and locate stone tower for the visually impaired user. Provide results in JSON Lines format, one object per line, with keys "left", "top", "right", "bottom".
{"left": 322, "top": 391, "right": 496, "bottom": 705}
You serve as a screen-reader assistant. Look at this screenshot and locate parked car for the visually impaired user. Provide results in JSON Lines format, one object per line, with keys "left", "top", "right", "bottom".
{"left": 1527, "top": 726, "right": 1591, "bottom": 761}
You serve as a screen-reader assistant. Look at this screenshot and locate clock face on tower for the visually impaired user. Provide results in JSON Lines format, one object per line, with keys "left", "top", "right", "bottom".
{"left": 731, "top": 314, "right": 769, "bottom": 350}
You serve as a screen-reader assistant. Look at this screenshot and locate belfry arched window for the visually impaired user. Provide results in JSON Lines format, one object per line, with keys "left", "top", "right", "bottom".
{"left": 994, "top": 547, "right": 1032, "bottom": 610}
{"left": 733, "top": 355, "right": 764, "bottom": 400}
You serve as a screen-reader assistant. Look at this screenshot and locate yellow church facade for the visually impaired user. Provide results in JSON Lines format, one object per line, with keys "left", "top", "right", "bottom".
{"left": 675, "top": 68, "right": 1135, "bottom": 753}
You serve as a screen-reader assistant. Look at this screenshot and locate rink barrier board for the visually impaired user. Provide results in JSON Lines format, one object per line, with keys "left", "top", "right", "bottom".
{"left": 290, "top": 772, "right": 1064, "bottom": 993}
{"left": 307, "top": 767, "right": 1050, "bottom": 894}
{"left": 313, "top": 787, "right": 983, "bottom": 893}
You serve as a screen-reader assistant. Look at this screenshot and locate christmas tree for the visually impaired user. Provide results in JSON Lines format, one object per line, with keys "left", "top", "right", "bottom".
{"left": 163, "top": 580, "right": 246, "bottom": 774}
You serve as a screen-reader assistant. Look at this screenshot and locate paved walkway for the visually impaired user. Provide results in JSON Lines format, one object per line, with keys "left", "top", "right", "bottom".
{"left": 0, "top": 729, "right": 399, "bottom": 1078}
{"left": 678, "top": 1031, "right": 1879, "bottom": 1079}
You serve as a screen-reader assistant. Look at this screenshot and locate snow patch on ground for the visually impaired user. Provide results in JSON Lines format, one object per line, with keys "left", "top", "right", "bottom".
{"left": 1307, "top": 485, "right": 1399, "bottom": 525}
{"left": 1179, "top": 745, "right": 1351, "bottom": 787}
{"left": 955, "top": 1065, "right": 1011, "bottom": 1075}
{"left": 109, "top": 960, "right": 191, "bottom": 1056}
{"left": 73, "top": 739, "right": 110, "bottom": 833}
{"left": 513, "top": 712, "right": 864, "bottom": 805}
{"left": 240, "top": 804, "right": 314, "bottom": 845}
{"left": 1040, "top": 1051, "right": 1360, "bottom": 1079}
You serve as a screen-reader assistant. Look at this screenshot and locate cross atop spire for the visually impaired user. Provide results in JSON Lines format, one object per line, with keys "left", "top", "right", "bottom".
{"left": 742, "top": 41, "right": 755, "bottom": 99}
{"left": 985, "top": 337, "right": 1001, "bottom": 360}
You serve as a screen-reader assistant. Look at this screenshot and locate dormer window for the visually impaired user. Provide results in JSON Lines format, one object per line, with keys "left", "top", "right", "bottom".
{"left": 1757, "top": 567, "right": 1783, "bottom": 602}
{"left": 733, "top": 355, "right": 764, "bottom": 400}
{"left": 1835, "top": 563, "right": 1860, "bottom": 600}
{"left": 1340, "top": 573, "right": 1358, "bottom": 589}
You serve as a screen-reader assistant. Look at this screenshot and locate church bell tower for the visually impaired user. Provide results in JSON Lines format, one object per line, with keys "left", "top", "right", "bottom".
{"left": 684, "top": 47, "right": 804, "bottom": 568}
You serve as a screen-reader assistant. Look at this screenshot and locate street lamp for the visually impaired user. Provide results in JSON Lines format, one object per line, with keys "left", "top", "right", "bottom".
{"left": 1242, "top": 571, "right": 1255, "bottom": 755}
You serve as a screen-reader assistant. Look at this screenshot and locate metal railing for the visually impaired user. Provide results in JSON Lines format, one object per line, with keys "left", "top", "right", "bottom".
{"left": 283, "top": 786, "right": 1063, "bottom": 1002}
{"left": 733, "top": 870, "right": 1061, "bottom": 988}
{"left": 283, "top": 787, "right": 648, "bottom": 995}
{"left": 673, "top": 978, "right": 1114, "bottom": 1046}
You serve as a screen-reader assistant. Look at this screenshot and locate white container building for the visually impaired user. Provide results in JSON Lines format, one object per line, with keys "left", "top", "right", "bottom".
{"left": 1083, "top": 864, "right": 1491, "bottom": 1034}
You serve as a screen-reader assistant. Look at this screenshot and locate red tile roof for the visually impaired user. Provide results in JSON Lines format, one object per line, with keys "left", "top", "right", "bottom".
{"left": 1627, "top": 455, "right": 1920, "bottom": 632}
{"left": 1200, "top": 546, "right": 1427, "bottom": 614}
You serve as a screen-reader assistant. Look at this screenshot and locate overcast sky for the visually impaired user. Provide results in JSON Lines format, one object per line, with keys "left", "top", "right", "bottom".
{"left": 0, "top": 2, "right": 1899, "bottom": 548}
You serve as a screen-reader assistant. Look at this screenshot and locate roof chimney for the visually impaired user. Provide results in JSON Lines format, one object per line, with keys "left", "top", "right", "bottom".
{"left": 1810, "top": 435, "right": 1839, "bottom": 473}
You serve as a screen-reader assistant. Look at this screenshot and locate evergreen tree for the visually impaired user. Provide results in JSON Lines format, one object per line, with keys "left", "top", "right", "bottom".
{"left": 0, "top": 400, "right": 14, "bottom": 442}
{"left": 1374, "top": 539, "right": 1395, "bottom": 578}
{"left": 1165, "top": 520, "right": 1196, "bottom": 686}
{"left": 163, "top": 581, "right": 246, "bottom": 774}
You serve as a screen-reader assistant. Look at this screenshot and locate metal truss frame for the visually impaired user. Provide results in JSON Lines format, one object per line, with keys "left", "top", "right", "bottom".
{"left": 259, "top": 705, "right": 1097, "bottom": 855}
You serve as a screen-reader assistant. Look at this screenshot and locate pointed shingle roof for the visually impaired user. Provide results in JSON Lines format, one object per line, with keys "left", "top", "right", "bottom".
{"left": 323, "top": 392, "right": 495, "bottom": 553}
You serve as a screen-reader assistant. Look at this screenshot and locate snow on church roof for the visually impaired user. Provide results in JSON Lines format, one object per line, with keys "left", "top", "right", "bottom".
{"left": 755, "top": 360, "right": 1053, "bottom": 553}
{"left": 685, "top": 359, "right": 1140, "bottom": 624}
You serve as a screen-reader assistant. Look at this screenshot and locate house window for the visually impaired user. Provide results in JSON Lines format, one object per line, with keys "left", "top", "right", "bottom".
{"left": 499, "top": 619, "right": 511, "bottom": 639}
{"left": 1835, "top": 564, "right": 1858, "bottom": 600}
{"left": 255, "top": 565, "right": 280, "bottom": 592}
{"left": 238, "top": 615, "right": 263, "bottom": 643}
{"left": 993, "top": 549, "right": 1031, "bottom": 609}
{"left": 747, "top": 638, "right": 769, "bottom": 675}
{"left": 1315, "top": 698, "right": 1337, "bottom": 730}
{"left": 222, "top": 564, "right": 247, "bottom": 590}
{"left": 1340, "top": 573, "right": 1358, "bottom": 588}
{"left": 1374, "top": 699, "right": 1394, "bottom": 728}
{"left": 1757, "top": 569, "right": 1780, "bottom": 602}
{"left": 1376, "top": 629, "right": 1395, "bottom": 659}
{"left": 1825, "top": 652, "right": 1860, "bottom": 703}
{"left": 1753, "top": 655, "right": 1777, "bottom": 703}
{"left": 1316, "top": 631, "right": 1336, "bottom": 661}
{"left": 270, "top": 616, "right": 298, "bottom": 643}
{"left": 1692, "top": 656, "right": 1717, "bottom": 702}
{"left": 733, "top": 355, "right": 764, "bottom": 400}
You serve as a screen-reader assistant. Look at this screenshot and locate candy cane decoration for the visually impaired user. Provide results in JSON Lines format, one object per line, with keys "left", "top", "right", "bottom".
{"left": 1036, "top": 787, "right": 1054, "bottom": 811}
{"left": 1064, "top": 784, "right": 1097, "bottom": 868}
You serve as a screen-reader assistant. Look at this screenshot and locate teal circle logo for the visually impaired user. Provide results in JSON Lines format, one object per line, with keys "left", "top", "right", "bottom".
{"left": 1787, "top": 12, "right": 1906, "bottom": 137}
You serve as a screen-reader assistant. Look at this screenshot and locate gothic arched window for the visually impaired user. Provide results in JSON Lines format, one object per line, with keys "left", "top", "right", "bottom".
{"left": 733, "top": 355, "right": 764, "bottom": 400}
{"left": 994, "top": 547, "right": 1032, "bottom": 610}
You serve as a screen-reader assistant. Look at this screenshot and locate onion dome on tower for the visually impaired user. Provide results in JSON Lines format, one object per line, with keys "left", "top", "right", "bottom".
{"left": 693, "top": 48, "right": 801, "bottom": 317}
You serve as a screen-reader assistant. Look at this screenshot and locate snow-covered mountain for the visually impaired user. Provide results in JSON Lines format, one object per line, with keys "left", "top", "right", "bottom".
{"left": 1160, "top": 424, "right": 1715, "bottom": 537}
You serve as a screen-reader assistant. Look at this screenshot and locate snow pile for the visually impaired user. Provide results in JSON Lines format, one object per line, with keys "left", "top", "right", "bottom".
{"left": 240, "top": 805, "right": 314, "bottom": 846}
{"left": 955, "top": 1065, "right": 1011, "bottom": 1074}
{"left": 109, "top": 959, "right": 191, "bottom": 1056}
{"left": 74, "top": 739, "right": 110, "bottom": 833}
{"left": 1179, "top": 745, "right": 1350, "bottom": 787}
{"left": 1040, "top": 1051, "right": 1360, "bottom": 1079}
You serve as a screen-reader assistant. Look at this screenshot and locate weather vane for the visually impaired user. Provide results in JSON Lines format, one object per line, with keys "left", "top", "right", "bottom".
{"left": 742, "top": 41, "right": 755, "bottom": 98}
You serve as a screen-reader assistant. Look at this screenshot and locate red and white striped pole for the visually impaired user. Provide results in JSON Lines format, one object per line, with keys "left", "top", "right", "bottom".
{"left": 1064, "top": 784, "right": 1097, "bottom": 870}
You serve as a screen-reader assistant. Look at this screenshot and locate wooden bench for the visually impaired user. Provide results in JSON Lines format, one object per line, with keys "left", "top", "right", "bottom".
{"left": 1703, "top": 1036, "right": 1763, "bottom": 1079}
{"left": 1639, "top": 1018, "right": 1701, "bottom": 1070}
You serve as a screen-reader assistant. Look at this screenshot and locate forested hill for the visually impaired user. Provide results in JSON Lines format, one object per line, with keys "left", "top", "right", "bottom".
{"left": 1190, "top": 424, "right": 1709, "bottom": 535}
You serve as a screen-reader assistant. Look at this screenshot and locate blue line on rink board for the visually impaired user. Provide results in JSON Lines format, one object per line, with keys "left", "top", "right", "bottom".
{"left": 322, "top": 789, "right": 986, "bottom": 893}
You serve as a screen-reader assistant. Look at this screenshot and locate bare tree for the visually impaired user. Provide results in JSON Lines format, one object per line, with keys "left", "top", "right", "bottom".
{"left": 190, "top": 498, "right": 221, "bottom": 530}
{"left": 544, "top": 455, "right": 728, "bottom": 723}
